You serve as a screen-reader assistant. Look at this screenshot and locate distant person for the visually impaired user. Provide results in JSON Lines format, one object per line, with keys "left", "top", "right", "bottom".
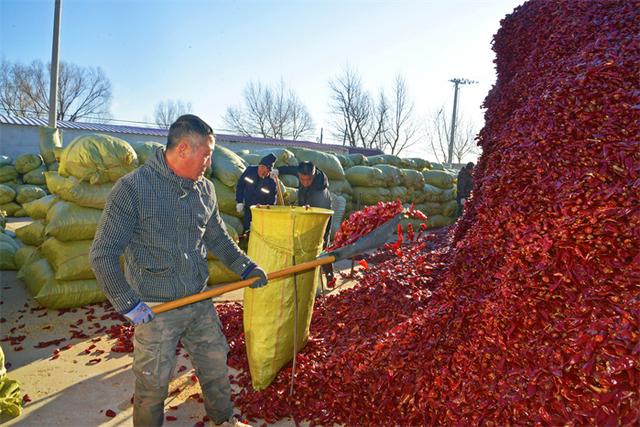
{"left": 90, "top": 114, "right": 267, "bottom": 427}
{"left": 456, "top": 162, "right": 474, "bottom": 216}
{"left": 235, "top": 154, "right": 278, "bottom": 232}
{"left": 278, "top": 161, "right": 335, "bottom": 282}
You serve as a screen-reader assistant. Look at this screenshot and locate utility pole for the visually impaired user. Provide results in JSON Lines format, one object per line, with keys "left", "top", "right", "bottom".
{"left": 447, "top": 78, "right": 477, "bottom": 165}
{"left": 48, "top": 0, "right": 62, "bottom": 128}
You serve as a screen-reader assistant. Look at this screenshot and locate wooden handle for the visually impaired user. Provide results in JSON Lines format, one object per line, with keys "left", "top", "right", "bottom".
{"left": 151, "top": 255, "right": 336, "bottom": 314}
{"left": 275, "top": 175, "right": 285, "bottom": 206}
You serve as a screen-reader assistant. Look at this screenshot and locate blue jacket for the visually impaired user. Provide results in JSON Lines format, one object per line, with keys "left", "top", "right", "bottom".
{"left": 235, "top": 166, "right": 277, "bottom": 207}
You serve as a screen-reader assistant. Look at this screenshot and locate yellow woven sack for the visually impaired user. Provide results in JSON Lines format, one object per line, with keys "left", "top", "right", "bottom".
{"left": 45, "top": 201, "right": 102, "bottom": 241}
{"left": 22, "top": 194, "right": 58, "bottom": 219}
{"left": 35, "top": 278, "right": 106, "bottom": 309}
{"left": 45, "top": 171, "right": 113, "bottom": 209}
{"left": 58, "top": 133, "right": 138, "bottom": 184}
{"left": 15, "top": 220, "right": 46, "bottom": 246}
{"left": 243, "top": 206, "right": 332, "bottom": 390}
{"left": 40, "top": 238, "right": 94, "bottom": 281}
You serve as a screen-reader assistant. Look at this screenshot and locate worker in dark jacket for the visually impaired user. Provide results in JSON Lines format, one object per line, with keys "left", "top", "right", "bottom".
{"left": 456, "top": 162, "right": 474, "bottom": 216}
{"left": 235, "top": 154, "right": 277, "bottom": 231}
{"left": 277, "top": 161, "right": 334, "bottom": 282}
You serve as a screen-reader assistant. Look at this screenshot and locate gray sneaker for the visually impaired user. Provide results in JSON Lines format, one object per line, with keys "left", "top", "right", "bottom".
{"left": 210, "top": 415, "right": 251, "bottom": 427}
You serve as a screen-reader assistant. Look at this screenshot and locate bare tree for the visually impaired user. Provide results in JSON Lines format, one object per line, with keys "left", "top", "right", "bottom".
{"left": 329, "top": 69, "right": 417, "bottom": 154}
{"left": 223, "top": 80, "right": 314, "bottom": 140}
{"left": 426, "top": 106, "right": 479, "bottom": 163}
{"left": 0, "top": 59, "right": 112, "bottom": 122}
{"left": 329, "top": 66, "right": 381, "bottom": 147}
{"left": 383, "top": 75, "right": 419, "bottom": 155}
{"left": 154, "top": 99, "right": 193, "bottom": 128}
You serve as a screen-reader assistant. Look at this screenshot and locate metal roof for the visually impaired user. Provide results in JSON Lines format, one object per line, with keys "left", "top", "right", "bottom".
{"left": 0, "top": 114, "right": 383, "bottom": 156}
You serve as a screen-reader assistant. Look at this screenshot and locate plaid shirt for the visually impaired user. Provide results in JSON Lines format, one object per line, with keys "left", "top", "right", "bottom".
{"left": 89, "top": 148, "right": 256, "bottom": 314}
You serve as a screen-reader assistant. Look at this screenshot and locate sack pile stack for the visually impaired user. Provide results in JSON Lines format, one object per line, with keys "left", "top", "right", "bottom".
{"left": 0, "top": 154, "right": 51, "bottom": 217}
{"left": 15, "top": 134, "right": 139, "bottom": 309}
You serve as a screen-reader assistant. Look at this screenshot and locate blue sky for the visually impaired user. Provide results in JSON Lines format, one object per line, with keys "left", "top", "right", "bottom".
{"left": 1, "top": 0, "right": 523, "bottom": 157}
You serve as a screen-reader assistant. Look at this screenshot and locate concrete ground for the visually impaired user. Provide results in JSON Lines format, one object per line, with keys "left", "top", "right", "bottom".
{"left": 0, "top": 218, "right": 358, "bottom": 426}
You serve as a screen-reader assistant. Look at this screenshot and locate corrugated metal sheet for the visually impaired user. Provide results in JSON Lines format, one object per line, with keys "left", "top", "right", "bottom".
{"left": 0, "top": 114, "right": 382, "bottom": 155}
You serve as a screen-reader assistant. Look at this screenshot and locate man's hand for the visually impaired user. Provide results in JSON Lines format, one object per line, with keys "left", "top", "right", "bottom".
{"left": 269, "top": 169, "right": 279, "bottom": 179}
{"left": 124, "top": 301, "right": 155, "bottom": 325}
{"left": 247, "top": 266, "right": 268, "bottom": 289}
{"left": 461, "top": 198, "right": 467, "bottom": 206}
{"left": 236, "top": 202, "right": 244, "bottom": 214}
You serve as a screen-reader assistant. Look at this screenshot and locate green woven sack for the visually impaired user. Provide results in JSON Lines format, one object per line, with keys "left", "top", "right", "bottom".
{"left": 328, "top": 179, "right": 352, "bottom": 195}
{"left": 401, "top": 169, "right": 425, "bottom": 189}
{"left": 423, "top": 170, "right": 455, "bottom": 189}
{"left": 345, "top": 166, "right": 386, "bottom": 188}
{"left": 375, "top": 164, "right": 404, "bottom": 186}
{"left": 129, "top": 141, "right": 164, "bottom": 165}
{"left": 240, "top": 153, "right": 262, "bottom": 166}
{"left": 220, "top": 212, "right": 244, "bottom": 236}
{"left": 352, "top": 187, "right": 392, "bottom": 205}
{"left": 212, "top": 144, "right": 247, "bottom": 188}
{"left": 212, "top": 178, "right": 242, "bottom": 219}
{"left": 279, "top": 174, "right": 299, "bottom": 188}
{"left": 15, "top": 154, "right": 43, "bottom": 174}
{"left": 0, "top": 166, "right": 18, "bottom": 183}
{"left": 15, "top": 185, "right": 47, "bottom": 205}
{"left": 0, "top": 185, "right": 16, "bottom": 204}
{"left": 0, "top": 203, "right": 20, "bottom": 216}
{"left": 288, "top": 147, "right": 345, "bottom": 180}
{"left": 22, "top": 165, "right": 47, "bottom": 185}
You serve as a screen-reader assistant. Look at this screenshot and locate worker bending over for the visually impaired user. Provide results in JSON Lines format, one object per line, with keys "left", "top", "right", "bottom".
{"left": 277, "top": 161, "right": 335, "bottom": 282}
{"left": 90, "top": 114, "right": 267, "bottom": 427}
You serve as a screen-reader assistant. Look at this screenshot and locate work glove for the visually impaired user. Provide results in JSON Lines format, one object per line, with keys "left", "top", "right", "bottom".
{"left": 124, "top": 301, "right": 155, "bottom": 325}
{"left": 269, "top": 169, "right": 279, "bottom": 179}
{"left": 247, "top": 265, "right": 268, "bottom": 289}
{"left": 236, "top": 202, "right": 244, "bottom": 214}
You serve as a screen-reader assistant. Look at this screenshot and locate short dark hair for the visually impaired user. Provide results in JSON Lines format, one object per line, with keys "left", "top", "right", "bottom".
{"left": 466, "top": 162, "right": 475, "bottom": 169}
{"left": 297, "top": 161, "right": 316, "bottom": 176}
{"left": 166, "top": 114, "right": 214, "bottom": 150}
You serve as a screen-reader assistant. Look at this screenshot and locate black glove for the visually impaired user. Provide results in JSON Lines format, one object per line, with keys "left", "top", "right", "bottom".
{"left": 247, "top": 266, "right": 268, "bottom": 289}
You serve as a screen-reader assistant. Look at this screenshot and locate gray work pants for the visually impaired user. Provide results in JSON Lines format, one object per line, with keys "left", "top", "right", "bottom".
{"left": 132, "top": 300, "right": 233, "bottom": 426}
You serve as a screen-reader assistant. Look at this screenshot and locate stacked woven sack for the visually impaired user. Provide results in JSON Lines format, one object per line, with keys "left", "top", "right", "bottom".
{"left": 0, "top": 210, "right": 22, "bottom": 271}
{"left": 0, "top": 154, "right": 51, "bottom": 217}
{"left": 14, "top": 134, "right": 138, "bottom": 309}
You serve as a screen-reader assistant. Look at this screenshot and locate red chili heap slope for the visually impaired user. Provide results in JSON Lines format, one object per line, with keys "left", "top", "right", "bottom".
{"left": 225, "top": 0, "right": 639, "bottom": 425}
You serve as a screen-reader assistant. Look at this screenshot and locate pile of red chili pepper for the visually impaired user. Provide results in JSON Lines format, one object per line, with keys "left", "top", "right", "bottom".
{"left": 216, "top": 1, "right": 639, "bottom": 424}
{"left": 328, "top": 200, "right": 425, "bottom": 250}
{"left": 99, "top": 3, "right": 639, "bottom": 422}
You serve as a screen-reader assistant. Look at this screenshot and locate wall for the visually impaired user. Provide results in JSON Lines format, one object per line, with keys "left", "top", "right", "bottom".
{"left": 0, "top": 124, "right": 166, "bottom": 160}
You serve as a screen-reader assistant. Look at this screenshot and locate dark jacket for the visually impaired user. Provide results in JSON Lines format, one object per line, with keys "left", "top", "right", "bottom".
{"left": 235, "top": 166, "right": 277, "bottom": 207}
{"left": 278, "top": 166, "right": 332, "bottom": 209}
{"left": 456, "top": 167, "right": 473, "bottom": 200}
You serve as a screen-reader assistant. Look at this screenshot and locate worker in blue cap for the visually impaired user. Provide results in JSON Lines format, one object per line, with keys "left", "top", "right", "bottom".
{"left": 235, "top": 153, "right": 278, "bottom": 231}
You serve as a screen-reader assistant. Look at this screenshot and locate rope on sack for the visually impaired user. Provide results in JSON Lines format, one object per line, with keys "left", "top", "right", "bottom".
{"left": 290, "top": 213, "right": 299, "bottom": 396}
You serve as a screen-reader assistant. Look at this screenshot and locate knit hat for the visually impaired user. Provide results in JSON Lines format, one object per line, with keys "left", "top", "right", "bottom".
{"left": 259, "top": 153, "right": 277, "bottom": 169}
